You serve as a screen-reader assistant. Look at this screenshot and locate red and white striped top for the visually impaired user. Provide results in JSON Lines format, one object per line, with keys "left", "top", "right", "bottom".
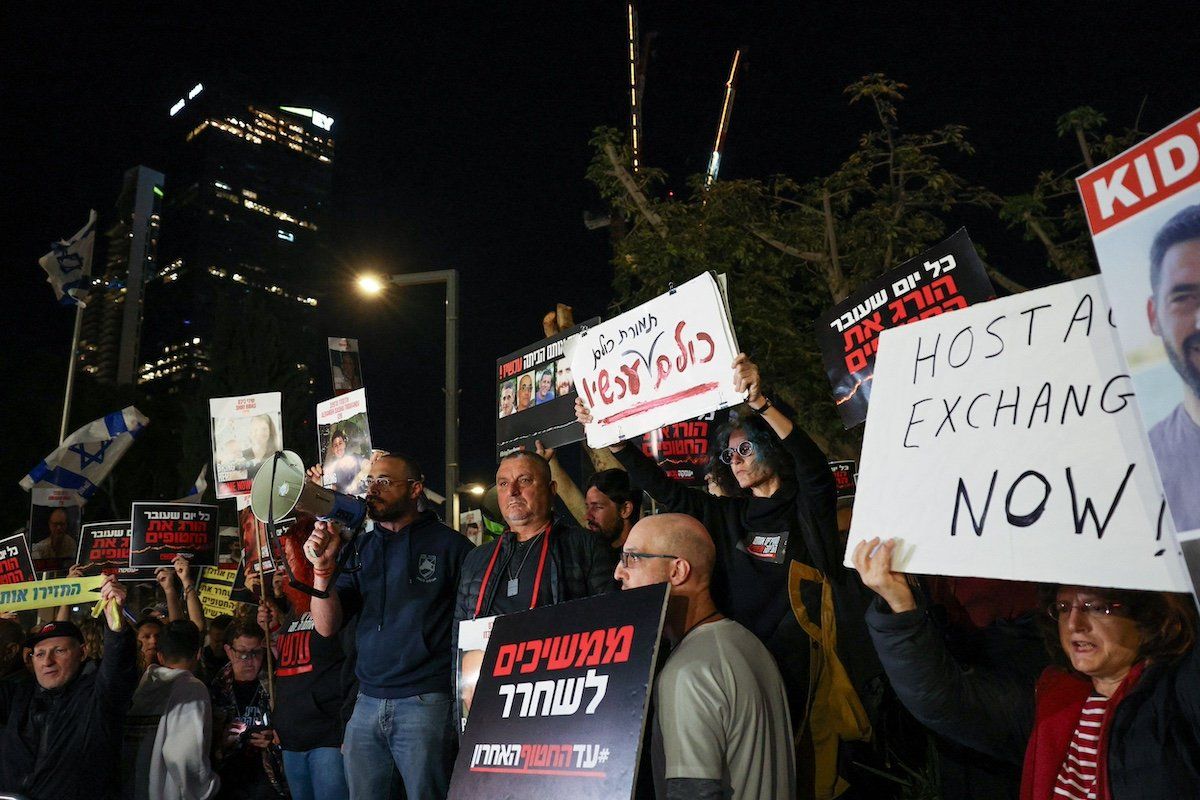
{"left": 1053, "top": 693, "right": 1110, "bottom": 799}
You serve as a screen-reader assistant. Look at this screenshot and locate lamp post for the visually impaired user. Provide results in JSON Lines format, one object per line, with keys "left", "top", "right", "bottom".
{"left": 357, "top": 269, "right": 460, "bottom": 527}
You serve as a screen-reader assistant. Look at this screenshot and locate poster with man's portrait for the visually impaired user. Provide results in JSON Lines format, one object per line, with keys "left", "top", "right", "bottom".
{"left": 28, "top": 487, "right": 83, "bottom": 571}
{"left": 329, "top": 337, "right": 364, "bottom": 396}
{"left": 316, "top": 388, "right": 373, "bottom": 496}
{"left": 209, "top": 392, "right": 283, "bottom": 499}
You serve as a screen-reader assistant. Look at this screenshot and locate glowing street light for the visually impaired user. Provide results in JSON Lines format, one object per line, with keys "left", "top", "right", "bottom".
{"left": 356, "top": 273, "right": 385, "bottom": 296}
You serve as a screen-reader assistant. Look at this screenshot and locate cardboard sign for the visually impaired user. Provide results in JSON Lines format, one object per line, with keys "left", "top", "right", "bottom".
{"left": 497, "top": 319, "right": 599, "bottom": 459}
{"left": 0, "top": 574, "right": 105, "bottom": 612}
{"left": 197, "top": 566, "right": 239, "bottom": 619}
{"left": 572, "top": 273, "right": 744, "bottom": 448}
{"left": 209, "top": 392, "right": 283, "bottom": 498}
{"left": 77, "top": 522, "right": 157, "bottom": 582}
{"left": 329, "top": 337, "right": 364, "bottom": 396}
{"left": 638, "top": 410, "right": 727, "bottom": 487}
{"left": 130, "top": 503, "right": 220, "bottom": 569}
{"left": 816, "top": 228, "right": 995, "bottom": 428}
{"left": 0, "top": 533, "right": 37, "bottom": 585}
{"left": 450, "top": 584, "right": 668, "bottom": 799}
{"left": 845, "top": 275, "right": 1190, "bottom": 591}
{"left": 1078, "top": 106, "right": 1200, "bottom": 592}
{"left": 317, "top": 388, "right": 373, "bottom": 496}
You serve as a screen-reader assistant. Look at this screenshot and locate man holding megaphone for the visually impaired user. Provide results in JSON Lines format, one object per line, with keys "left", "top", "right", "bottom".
{"left": 303, "top": 452, "right": 473, "bottom": 800}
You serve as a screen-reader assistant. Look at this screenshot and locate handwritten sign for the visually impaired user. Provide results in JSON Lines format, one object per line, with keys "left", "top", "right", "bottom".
{"left": 572, "top": 273, "right": 744, "bottom": 448}
{"left": 130, "top": 503, "right": 220, "bottom": 568}
{"left": 0, "top": 574, "right": 105, "bottom": 613}
{"left": 816, "top": 228, "right": 994, "bottom": 427}
{"left": 845, "top": 275, "right": 1190, "bottom": 591}
{"left": 0, "top": 533, "right": 36, "bottom": 585}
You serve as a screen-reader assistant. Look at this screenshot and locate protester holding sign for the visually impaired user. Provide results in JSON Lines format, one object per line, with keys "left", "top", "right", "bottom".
{"left": 0, "top": 575, "right": 137, "bottom": 800}
{"left": 579, "top": 354, "right": 880, "bottom": 797}
{"left": 854, "top": 536, "right": 1200, "bottom": 799}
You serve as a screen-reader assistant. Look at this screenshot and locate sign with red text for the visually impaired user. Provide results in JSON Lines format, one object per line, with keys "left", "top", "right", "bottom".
{"left": 0, "top": 533, "right": 36, "bottom": 585}
{"left": 845, "top": 275, "right": 1190, "bottom": 591}
{"left": 209, "top": 392, "right": 282, "bottom": 499}
{"left": 449, "top": 584, "right": 668, "bottom": 800}
{"left": 830, "top": 460, "right": 857, "bottom": 499}
{"left": 572, "top": 273, "right": 744, "bottom": 448}
{"left": 1078, "top": 106, "right": 1200, "bottom": 593}
{"left": 76, "top": 521, "right": 157, "bottom": 582}
{"left": 816, "top": 228, "right": 995, "bottom": 428}
{"left": 129, "top": 502, "right": 220, "bottom": 568}
{"left": 638, "top": 410, "right": 727, "bottom": 486}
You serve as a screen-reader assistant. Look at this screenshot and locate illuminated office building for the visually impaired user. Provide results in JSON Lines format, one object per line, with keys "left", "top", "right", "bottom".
{"left": 140, "top": 81, "right": 333, "bottom": 392}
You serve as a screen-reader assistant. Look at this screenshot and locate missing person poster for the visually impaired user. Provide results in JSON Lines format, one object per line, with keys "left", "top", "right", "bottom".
{"left": 0, "top": 532, "right": 37, "bottom": 585}
{"left": 572, "top": 273, "right": 745, "bottom": 448}
{"left": 816, "top": 228, "right": 995, "bottom": 428}
{"left": 638, "top": 410, "right": 727, "bottom": 487}
{"left": 28, "top": 487, "right": 83, "bottom": 572}
{"left": 76, "top": 521, "right": 157, "bottom": 582}
{"left": 317, "top": 389, "right": 373, "bottom": 496}
{"left": 209, "top": 392, "right": 283, "bottom": 499}
{"left": 449, "top": 584, "right": 668, "bottom": 800}
{"left": 457, "top": 614, "right": 497, "bottom": 734}
{"left": 130, "top": 502, "right": 220, "bottom": 569}
{"left": 329, "top": 337, "right": 364, "bottom": 395}
{"left": 237, "top": 505, "right": 289, "bottom": 576}
{"left": 496, "top": 318, "right": 599, "bottom": 459}
{"left": 459, "top": 509, "right": 486, "bottom": 546}
{"left": 845, "top": 275, "right": 1189, "bottom": 592}
{"left": 1077, "top": 106, "right": 1200, "bottom": 593}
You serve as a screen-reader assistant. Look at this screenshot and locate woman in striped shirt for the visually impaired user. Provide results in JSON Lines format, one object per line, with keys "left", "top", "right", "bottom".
{"left": 853, "top": 537, "right": 1199, "bottom": 799}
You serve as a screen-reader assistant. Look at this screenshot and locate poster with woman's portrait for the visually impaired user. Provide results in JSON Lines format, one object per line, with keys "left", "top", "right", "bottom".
{"left": 209, "top": 392, "right": 283, "bottom": 499}
{"left": 316, "top": 388, "right": 373, "bottom": 496}
{"left": 329, "top": 337, "right": 364, "bottom": 396}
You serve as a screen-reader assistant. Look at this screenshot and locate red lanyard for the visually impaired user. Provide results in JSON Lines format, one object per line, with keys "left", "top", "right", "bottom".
{"left": 474, "top": 525, "right": 552, "bottom": 618}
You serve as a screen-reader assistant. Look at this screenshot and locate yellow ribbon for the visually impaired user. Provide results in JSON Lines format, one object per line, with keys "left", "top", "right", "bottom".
{"left": 0, "top": 575, "right": 105, "bottom": 613}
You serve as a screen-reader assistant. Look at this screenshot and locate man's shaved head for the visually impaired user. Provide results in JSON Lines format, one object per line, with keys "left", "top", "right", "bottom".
{"left": 619, "top": 513, "right": 715, "bottom": 590}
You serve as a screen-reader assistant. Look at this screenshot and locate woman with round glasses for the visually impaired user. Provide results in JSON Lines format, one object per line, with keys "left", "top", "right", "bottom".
{"left": 853, "top": 537, "right": 1200, "bottom": 798}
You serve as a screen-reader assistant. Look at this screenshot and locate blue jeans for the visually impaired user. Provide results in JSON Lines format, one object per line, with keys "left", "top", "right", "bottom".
{"left": 281, "top": 746, "right": 349, "bottom": 800}
{"left": 342, "top": 691, "right": 455, "bottom": 800}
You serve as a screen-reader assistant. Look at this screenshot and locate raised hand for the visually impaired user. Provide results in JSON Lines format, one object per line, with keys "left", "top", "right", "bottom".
{"left": 850, "top": 537, "right": 917, "bottom": 614}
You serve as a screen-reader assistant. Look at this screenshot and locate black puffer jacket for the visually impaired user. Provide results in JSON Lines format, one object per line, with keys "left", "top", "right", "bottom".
{"left": 453, "top": 516, "right": 617, "bottom": 649}
{"left": 0, "top": 623, "right": 137, "bottom": 800}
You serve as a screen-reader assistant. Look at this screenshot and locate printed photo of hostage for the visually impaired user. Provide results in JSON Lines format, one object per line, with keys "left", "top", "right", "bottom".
{"left": 210, "top": 391, "right": 283, "bottom": 498}
{"left": 321, "top": 424, "right": 371, "bottom": 495}
{"left": 497, "top": 379, "right": 516, "bottom": 419}
{"left": 533, "top": 365, "right": 555, "bottom": 405}
{"left": 555, "top": 359, "right": 572, "bottom": 397}
{"left": 515, "top": 370, "right": 535, "bottom": 413}
{"left": 28, "top": 503, "right": 81, "bottom": 565}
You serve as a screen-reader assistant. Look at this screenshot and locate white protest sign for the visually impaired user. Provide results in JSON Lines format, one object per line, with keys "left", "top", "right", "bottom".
{"left": 209, "top": 392, "right": 283, "bottom": 499}
{"left": 845, "top": 275, "right": 1190, "bottom": 591}
{"left": 571, "top": 272, "right": 745, "bottom": 447}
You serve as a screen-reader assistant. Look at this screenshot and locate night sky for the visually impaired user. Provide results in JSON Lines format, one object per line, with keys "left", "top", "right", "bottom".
{"left": 1, "top": 4, "right": 1194, "bottom": 519}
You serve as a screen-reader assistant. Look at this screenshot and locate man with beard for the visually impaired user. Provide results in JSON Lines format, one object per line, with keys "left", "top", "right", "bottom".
{"left": 584, "top": 469, "right": 642, "bottom": 550}
{"left": 1146, "top": 204, "right": 1200, "bottom": 531}
{"left": 303, "top": 452, "right": 473, "bottom": 800}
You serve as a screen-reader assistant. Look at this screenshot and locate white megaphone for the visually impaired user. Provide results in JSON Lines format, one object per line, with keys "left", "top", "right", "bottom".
{"left": 249, "top": 451, "right": 368, "bottom": 598}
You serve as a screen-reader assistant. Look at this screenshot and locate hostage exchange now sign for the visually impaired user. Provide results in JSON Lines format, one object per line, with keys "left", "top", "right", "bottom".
{"left": 450, "top": 584, "right": 668, "bottom": 800}
{"left": 816, "top": 228, "right": 995, "bottom": 428}
{"left": 130, "top": 503, "right": 219, "bottom": 569}
{"left": 571, "top": 273, "right": 745, "bottom": 448}
{"left": 845, "top": 275, "right": 1189, "bottom": 592}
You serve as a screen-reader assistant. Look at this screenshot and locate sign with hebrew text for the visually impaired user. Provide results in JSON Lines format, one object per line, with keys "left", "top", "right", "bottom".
{"left": 129, "top": 502, "right": 219, "bottom": 568}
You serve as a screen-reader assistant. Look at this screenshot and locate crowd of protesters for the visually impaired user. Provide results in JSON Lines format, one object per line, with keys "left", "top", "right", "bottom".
{"left": 0, "top": 352, "right": 1197, "bottom": 800}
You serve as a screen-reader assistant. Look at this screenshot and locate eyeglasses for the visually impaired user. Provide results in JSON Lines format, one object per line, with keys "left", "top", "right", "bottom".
{"left": 229, "top": 646, "right": 266, "bottom": 661}
{"left": 363, "top": 477, "right": 417, "bottom": 490}
{"left": 619, "top": 550, "right": 678, "bottom": 569}
{"left": 719, "top": 440, "right": 756, "bottom": 464}
{"left": 1046, "top": 599, "right": 1127, "bottom": 621}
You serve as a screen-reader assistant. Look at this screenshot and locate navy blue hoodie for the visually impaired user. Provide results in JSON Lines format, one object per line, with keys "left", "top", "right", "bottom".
{"left": 336, "top": 510, "right": 474, "bottom": 698}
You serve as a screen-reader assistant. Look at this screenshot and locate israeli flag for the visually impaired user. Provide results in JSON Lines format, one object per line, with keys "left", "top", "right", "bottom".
{"left": 20, "top": 406, "right": 150, "bottom": 500}
{"left": 171, "top": 464, "right": 210, "bottom": 503}
{"left": 37, "top": 210, "right": 96, "bottom": 307}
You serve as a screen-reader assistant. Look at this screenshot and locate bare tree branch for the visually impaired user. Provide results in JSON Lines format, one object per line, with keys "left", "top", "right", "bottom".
{"left": 603, "top": 142, "right": 668, "bottom": 238}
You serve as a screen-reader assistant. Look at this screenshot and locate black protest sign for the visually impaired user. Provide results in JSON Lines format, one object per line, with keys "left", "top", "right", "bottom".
{"left": 829, "top": 461, "right": 856, "bottom": 499}
{"left": 0, "top": 533, "right": 36, "bottom": 585}
{"left": 496, "top": 319, "right": 600, "bottom": 460}
{"left": 816, "top": 228, "right": 994, "bottom": 428}
{"left": 450, "top": 584, "right": 668, "bottom": 800}
{"left": 77, "top": 522, "right": 158, "bottom": 582}
{"left": 637, "top": 410, "right": 727, "bottom": 487}
{"left": 129, "top": 503, "right": 220, "bottom": 568}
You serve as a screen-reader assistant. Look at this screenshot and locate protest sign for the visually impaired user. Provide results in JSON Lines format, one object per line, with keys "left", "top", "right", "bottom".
{"left": 497, "top": 319, "right": 599, "bottom": 459}
{"left": 237, "top": 505, "right": 289, "bottom": 575}
{"left": 816, "top": 228, "right": 995, "bottom": 428}
{"left": 457, "top": 614, "right": 497, "bottom": 734}
{"left": 329, "top": 337, "right": 364, "bottom": 395}
{"left": 1077, "top": 106, "right": 1200, "bottom": 592}
{"left": 209, "top": 392, "right": 282, "bottom": 498}
{"left": 28, "top": 487, "right": 83, "bottom": 572}
{"left": 197, "top": 566, "right": 238, "bottom": 619}
{"left": 845, "top": 275, "right": 1190, "bottom": 591}
{"left": 637, "top": 410, "right": 727, "bottom": 486}
{"left": 317, "top": 388, "right": 373, "bottom": 495}
{"left": 0, "top": 574, "right": 105, "bottom": 613}
{"left": 571, "top": 273, "right": 744, "bottom": 448}
{"left": 0, "top": 533, "right": 37, "bottom": 585}
{"left": 130, "top": 502, "right": 219, "bottom": 569}
{"left": 76, "top": 521, "right": 157, "bottom": 582}
{"left": 450, "top": 584, "right": 668, "bottom": 800}
{"left": 830, "top": 460, "right": 856, "bottom": 499}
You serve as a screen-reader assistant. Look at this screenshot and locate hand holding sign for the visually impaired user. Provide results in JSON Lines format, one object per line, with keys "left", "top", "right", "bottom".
{"left": 850, "top": 538, "right": 917, "bottom": 614}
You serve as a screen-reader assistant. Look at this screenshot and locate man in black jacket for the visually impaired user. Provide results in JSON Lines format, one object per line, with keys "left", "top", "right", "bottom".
{"left": 454, "top": 452, "right": 616, "bottom": 645}
{"left": 0, "top": 575, "right": 137, "bottom": 800}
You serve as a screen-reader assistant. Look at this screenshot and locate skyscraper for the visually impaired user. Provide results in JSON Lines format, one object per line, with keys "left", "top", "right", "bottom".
{"left": 139, "top": 80, "right": 334, "bottom": 393}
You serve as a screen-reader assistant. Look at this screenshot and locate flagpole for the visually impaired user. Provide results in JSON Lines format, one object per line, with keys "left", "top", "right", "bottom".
{"left": 60, "top": 302, "right": 85, "bottom": 444}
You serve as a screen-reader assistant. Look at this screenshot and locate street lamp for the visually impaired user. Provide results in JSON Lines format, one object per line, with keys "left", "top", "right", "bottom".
{"left": 357, "top": 269, "right": 460, "bottom": 526}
